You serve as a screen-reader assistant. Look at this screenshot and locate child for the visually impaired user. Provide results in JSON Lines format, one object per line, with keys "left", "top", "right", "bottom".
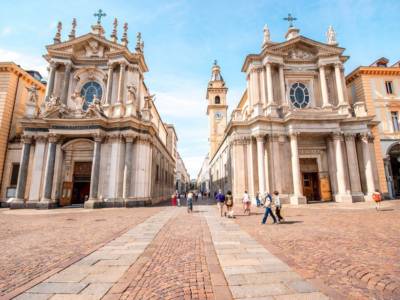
{"left": 243, "top": 191, "right": 251, "bottom": 215}
{"left": 274, "top": 191, "right": 284, "bottom": 223}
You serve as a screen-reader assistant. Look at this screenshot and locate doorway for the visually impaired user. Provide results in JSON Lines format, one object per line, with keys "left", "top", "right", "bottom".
{"left": 302, "top": 172, "right": 320, "bottom": 202}
{"left": 300, "top": 158, "right": 321, "bottom": 202}
{"left": 71, "top": 162, "right": 92, "bottom": 205}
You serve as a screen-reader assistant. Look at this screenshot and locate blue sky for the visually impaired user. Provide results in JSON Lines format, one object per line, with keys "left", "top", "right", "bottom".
{"left": 1, "top": 0, "right": 400, "bottom": 178}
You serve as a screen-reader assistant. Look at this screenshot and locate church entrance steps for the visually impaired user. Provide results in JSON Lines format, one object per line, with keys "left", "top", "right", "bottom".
{"left": 203, "top": 206, "right": 328, "bottom": 300}
{"left": 13, "top": 207, "right": 176, "bottom": 300}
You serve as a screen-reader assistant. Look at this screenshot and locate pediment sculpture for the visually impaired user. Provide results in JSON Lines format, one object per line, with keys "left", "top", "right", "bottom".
{"left": 85, "top": 94, "right": 105, "bottom": 118}
{"left": 287, "top": 48, "right": 314, "bottom": 60}
{"left": 84, "top": 40, "right": 105, "bottom": 57}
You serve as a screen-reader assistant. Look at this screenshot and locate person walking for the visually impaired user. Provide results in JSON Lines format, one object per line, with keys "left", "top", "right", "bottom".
{"left": 261, "top": 192, "right": 277, "bottom": 224}
{"left": 225, "top": 191, "right": 235, "bottom": 218}
{"left": 171, "top": 193, "right": 177, "bottom": 206}
{"left": 273, "top": 191, "right": 284, "bottom": 223}
{"left": 243, "top": 191, "right": 251, "bottom": 215}
{"left": 256, "top": 192, "right": 261, "bottom": 207}
{"left": 372, "top": 189, "right": 382, "bottom": 210}
{"left": 187, "top": 191, "right": 194, "bottom": 213}
{"left": 215, "top": 189, "right": 225, "bottom": 217}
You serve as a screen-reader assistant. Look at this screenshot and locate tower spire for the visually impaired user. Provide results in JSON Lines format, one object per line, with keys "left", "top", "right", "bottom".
{"left": 121, "top": 22, "right": 128, "bottom": 46}
{"left": 68, "top": 18, "right": 77, "bottom": 40}
{"left": 111, "top": 18, "right": 118, "bottom": 42}
{"left": 53, "top": 21, "right": 62, "bottom": 44}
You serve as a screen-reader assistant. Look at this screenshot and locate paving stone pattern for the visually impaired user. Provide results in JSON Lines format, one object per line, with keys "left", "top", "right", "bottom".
{"left": 235, "top": 201, "right": 400, "bottom": 300}
{"left": 203, "top": 206, "right": 328, "bottom": 300}
{"left": 111, "top": 208, "right": 224, "bottom": 300}
{"left": 0, "top": 207, "right": 162, "bottom": 297}
{"left": 14, "top": 208, "right": 176, "bottom": 300}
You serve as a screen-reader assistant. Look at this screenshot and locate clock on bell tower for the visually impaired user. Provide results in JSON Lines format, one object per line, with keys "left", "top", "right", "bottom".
{"left": 206, "top": 60, "right": 228, "bottom": 158}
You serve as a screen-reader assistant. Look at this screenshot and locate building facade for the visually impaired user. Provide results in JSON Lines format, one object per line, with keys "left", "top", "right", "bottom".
{"left": 346, "top": 57, "right": 400, "bottom": 198}
{"left": 175, "top": 152, "right": 190, "bottom": 194}
{"left": 4, "top": 17, "right": 176, "bottom": 208}
{"left": 197, "top": 154, "right": 210, "bottom": 194}
{"left": 0, "top": 63, "right": 46, "bottom": 206}
{"left": 207, "top": 23, "right": 380, "bottom": 204}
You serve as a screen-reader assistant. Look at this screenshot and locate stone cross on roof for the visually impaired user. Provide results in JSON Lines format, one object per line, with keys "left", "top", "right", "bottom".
{"left": 283, "top": 13, "right": 297, "bottom": 28}
{"left": 94, "top": 9, "right": 106, "bottom": 24}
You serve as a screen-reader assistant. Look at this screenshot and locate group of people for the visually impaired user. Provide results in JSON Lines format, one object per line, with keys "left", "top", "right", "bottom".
{"left": 171, "top": 190, "right": 206, "bottom": 213}
{"left": 214, "top": 189, "right": 284, "bottom": 224}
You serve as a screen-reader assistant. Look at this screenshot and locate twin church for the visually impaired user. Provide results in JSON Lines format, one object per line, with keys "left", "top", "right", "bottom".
{"left": 5, "top": 14, "right": 177, "bottom": 208}
{"left": 205, "top": 20, "right": 380, "bottom": 204}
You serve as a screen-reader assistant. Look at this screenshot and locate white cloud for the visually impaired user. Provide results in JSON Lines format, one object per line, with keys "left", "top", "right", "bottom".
{"left": 0, "top": 48, "right": 48, "bottom": 77}
{"left": 0, "top": 26, "right": 12, "bottom": 36}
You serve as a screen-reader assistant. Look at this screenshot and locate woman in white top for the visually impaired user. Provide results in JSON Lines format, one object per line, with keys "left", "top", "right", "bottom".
{"left": 243, "top": 191, "right": 251, "bottom": 215}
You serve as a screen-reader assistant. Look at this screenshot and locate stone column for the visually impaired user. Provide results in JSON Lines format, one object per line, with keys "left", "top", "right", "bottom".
{"left": 39, "top": 135, "right": 58, "bottom": 208}
{"left": 256, "top": 135, "right": 266, "bottom": 195}
{"left": 10, "top": 136, "right": 32, "bottom": 208}
{"left": 279, "top": 65, "right": 287, "bottom": 106}
{"left": 105, "top": 63, "right": 114, "bottom": 105}
{"left": 266, "top": 63, "right": 274, "bottom": 105}
{"left": 319, "top": 65, "right": 330, "bottom": 107}
{"left": 250, "top": 69, "right": 259, "bottom": 103}
{"left": 344, "top": 133, "right": 363, "bottom": 197}
{"left": 44, "top": 62, "right": 56, "bottom": 102}
{"left": 259, "top": 68, "right": 267, "bottom": 106}
{"left": 289, "top": 133, "right": 306, "bottom": 204}
{"left": 333, "top": 132, "right": 352, "bottom": 202}
{"left": 334, "top": 63, "right": 345, "bottom": 105}
{"left": 246, "top": 74, "right": 252, "bottom": 107}
{"left": 60, "top": 62, "right": 72, "bottom": 105}
{"left": 117, "top": 62, "right": 126, "bottom": 103}
{"left": 123, "top": 135, "right": 135, "bottom": 200}
{"left": 361, "top": 133, "right": 376, "bottom": 198}
{"left": 90, "top": 136, "right": 102, "bottom": 197}
{"left": 28, "top": 136, "right": 46, "bottom": 205}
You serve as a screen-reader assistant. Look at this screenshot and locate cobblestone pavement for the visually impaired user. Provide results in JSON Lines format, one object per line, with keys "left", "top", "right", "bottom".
{"left": 15, "top": 208, "right": 176, "bottom": 300}
{"left": 108, "top": 205, "right": 230, "bottom": 300}
{"left": 0, "top": 206, "right": 162, "bottom": 297}
{"left": 233, "top": 200, "right": 400, "bottom": 300}
{"left": 204, "top": 205, "right": 327, "bottom": 300}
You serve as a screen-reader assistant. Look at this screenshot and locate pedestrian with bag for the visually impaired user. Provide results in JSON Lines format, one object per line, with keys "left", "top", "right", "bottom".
{"left": 225, "top": 191, "right": 235, "bottom": 218}
{"left": 243, "top": 191, "right": 251, "bottom": 215}
{"left": 261, "top": 192, "right": 277, "bottom": 224}
{"left": 273, "top": 191, "right": 284, "bottom": 223}
{"left": 215, "top": 189, "right": 225, "bottom": 217}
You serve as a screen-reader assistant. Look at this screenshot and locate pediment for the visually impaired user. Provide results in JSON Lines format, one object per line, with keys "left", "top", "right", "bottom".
{"left": 268, "top": 36, "right": 344, "bottom": 58}
{"left": 47, "top": 34, "right": 126, "bottom": 59}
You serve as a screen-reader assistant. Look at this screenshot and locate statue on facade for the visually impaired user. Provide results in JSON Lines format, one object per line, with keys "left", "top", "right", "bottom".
{"left": 46, "top": 94, "right": 61, "bottom": 110}
{"left": 127, "top": 84, "right": 137, "bottom": 103}
{"left": 26, "top": 85, "right": 39, "bottom": 104}
{"left": 71, "top": 92, "right": 85, "bottom": 115}
{"left": 263, "top": 24, "right": 271, "bottom": 45}
{"left": 86, "top": 94, "right": 105, "bottom": 117}
{"left": 25, "top": 85, "right": 40, "bottom": 117}
{"left": 326, "top": 25, "right": 337, "bottom": 45}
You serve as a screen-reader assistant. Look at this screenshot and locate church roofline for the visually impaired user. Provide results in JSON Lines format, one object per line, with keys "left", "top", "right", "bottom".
{"left": 241, "top": 35, "right": 347, "bottom": 72}
{"left": 45, "top": 33, "right": 149, "bottom": 72}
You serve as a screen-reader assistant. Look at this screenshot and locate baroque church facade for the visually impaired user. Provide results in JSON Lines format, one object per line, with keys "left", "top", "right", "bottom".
{"left": 5, "top": 16, "right": 176, "bottom": 208}
{"left": 206, "top": 23, "right": 381, "bottom": 204}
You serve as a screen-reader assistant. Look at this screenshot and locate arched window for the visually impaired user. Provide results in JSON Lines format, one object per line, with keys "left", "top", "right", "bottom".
{"left": 215, "top": 96, "right": 221, "bottom": 104}
{"left": 80, "top": 81, "right": 102, "bottom": 110}
{"left": 289, "top": 82, "right": 310, "bottom": 108}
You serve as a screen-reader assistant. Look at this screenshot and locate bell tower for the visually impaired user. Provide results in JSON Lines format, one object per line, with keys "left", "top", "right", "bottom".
{"left": 206, "top": 60, "right": 228, "bottom": 158}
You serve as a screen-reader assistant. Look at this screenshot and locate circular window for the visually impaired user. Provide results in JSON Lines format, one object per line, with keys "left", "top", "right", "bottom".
{"left": 80, "top": 81, "right": 102, "bottom": 110}
{"left": 289, "top": 82, "right": 310, "bottom": 109}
